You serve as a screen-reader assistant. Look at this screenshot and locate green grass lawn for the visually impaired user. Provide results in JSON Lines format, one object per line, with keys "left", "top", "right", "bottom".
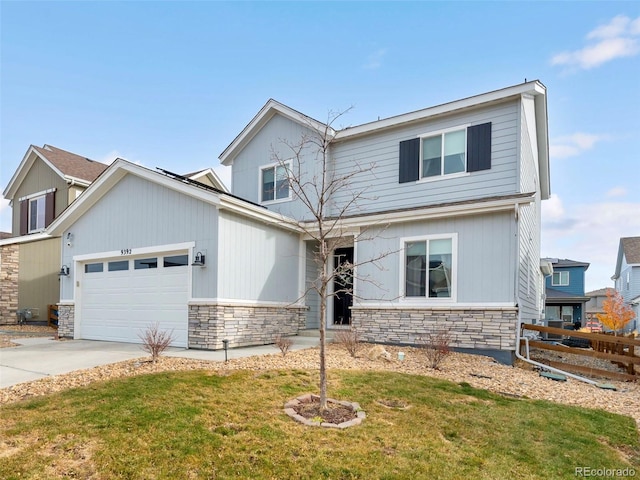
{"left": 1, "top": 369, "right": 638, "bottom": 479}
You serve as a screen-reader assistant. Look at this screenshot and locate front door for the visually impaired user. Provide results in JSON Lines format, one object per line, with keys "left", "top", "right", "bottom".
{"left": 332, "top": 247, "right": 354, "bottom": 325}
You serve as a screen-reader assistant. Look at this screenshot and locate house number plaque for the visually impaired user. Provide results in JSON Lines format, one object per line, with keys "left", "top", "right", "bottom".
{"left": 120, "top": 249, "right": 132, "bottom": 255}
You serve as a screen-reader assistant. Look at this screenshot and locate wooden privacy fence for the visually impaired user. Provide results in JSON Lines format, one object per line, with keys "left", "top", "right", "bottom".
{"left": 520, "top": 323, "right": 640, "bottom": 382}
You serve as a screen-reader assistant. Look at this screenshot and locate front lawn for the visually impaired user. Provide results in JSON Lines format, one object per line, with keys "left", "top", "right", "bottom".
{"left": 1, "top": 369, "right": 638, "bottom": 479}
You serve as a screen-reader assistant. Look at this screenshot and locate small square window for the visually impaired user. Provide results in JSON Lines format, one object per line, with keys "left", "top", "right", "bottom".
{"left": 551, "top": 271, "right": 569, "bottom": 286}
{"left": 260, "top": 162, "right": 290, "bottom": 203}
{"left": 421, "top": 129, "right": 466, "bottom": 178}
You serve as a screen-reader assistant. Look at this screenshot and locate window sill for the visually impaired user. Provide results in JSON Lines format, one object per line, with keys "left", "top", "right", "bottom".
{"left": 261, "top": 197, "right": 292, "bottom": 206}
{"left": 416, "top": 172, "right": 470, "bottom": 184}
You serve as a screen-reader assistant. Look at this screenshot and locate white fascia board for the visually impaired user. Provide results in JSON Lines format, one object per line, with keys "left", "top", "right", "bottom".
{"left": 334, "top": 81, "right": 547, "bottom": 141}
{"left": 219, "top": 99, "right": 334, "bottom": 166}
{"left": 352, "top": 302, "right": 517, "bottom": 310}
{"left": 218, "top": 195, "right": 304, "bottom": 233}
{"left": 3, "top": 146, "right": 66, "bottom": 199}
{"left": 72, "top": 241, "right": 195, "bottom": 262}
{"left": 301, "top": 195, "right": 535, "bottom": 231}
{"left": 0, "top": 232, "right": 53, "bottom": 246}
{"left": 533, "top": 85, "right": 550, "bottom": 200}
{"left": 64, "top": 175, "right": 92, "bottom": 188}
{"left": 47, "top": 159, "right": 222, "bottom": 236}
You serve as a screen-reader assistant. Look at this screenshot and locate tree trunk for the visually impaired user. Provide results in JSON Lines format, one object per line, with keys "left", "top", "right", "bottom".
{"left": 318, "top": 250, "right": 329, "bottom": 410}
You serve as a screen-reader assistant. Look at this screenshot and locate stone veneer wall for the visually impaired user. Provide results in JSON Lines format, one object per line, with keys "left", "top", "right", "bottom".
{"left": 0, "top": 244, "right": 19, "bottom": 324}
{"left": 351, "top": 307, "right": 518, "bottom": 352}
{"left": 57, "top": 304, "right": 75, "bottom": 338}
{"left": 189, "top": 303, "right": 307, "bottom": 350}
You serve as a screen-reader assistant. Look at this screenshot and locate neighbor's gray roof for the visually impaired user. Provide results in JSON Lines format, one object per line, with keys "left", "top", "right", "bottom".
{"left": 586, "top": 287, "right": 615, "bottom": 297}
{"left": 545, "top": 288, "right": 590, "bottom": 302}
{"left": 542, "top": 258, "right": 590, "bottom": 269}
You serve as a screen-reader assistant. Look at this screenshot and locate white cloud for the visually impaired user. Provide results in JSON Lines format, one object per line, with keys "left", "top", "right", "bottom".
{"left": 551, "top": 14, "right": 640, "bottom": 70}
{"left": 364, "top": 48, "right": 388, "bottom": 70}
{"left": 542, "top": 198, "right": 640, "bottom": 291}
{"left": 606, "top": 186, "right": 627, "bottom": 198}
{"left": 549, "top": 132, "right": 608, "bottom": 159}
{"left": 98, "top": 150, "right": 144, "bottom": 166}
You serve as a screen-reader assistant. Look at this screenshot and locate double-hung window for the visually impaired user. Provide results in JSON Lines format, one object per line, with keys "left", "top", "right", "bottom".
{"left": 403, "top": 235, "right": 456, "bottom": 299}
{"left": 421, "top": 128, "right": 466, "bottom": 178}
{"left": 551, "top": 271, "right": 569, "bottom": 286}
{"left": 28, "top": 195, "right": 46, "bottom": 232}
{"left": 260, "top": 162, "right": 291, "bottom": 203}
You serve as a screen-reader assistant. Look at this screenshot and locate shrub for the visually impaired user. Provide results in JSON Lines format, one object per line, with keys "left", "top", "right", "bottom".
{"left": 418, "top": 328, "right": 453, "bottom": 370}
{"left": 274, "top": 335, "right": 293, "bottom": 357}
{"left": 333, "top": 328, "right": 362, "bottom": 358}
{"left": 138, "top": 323, "right": 175, "bottom": 364}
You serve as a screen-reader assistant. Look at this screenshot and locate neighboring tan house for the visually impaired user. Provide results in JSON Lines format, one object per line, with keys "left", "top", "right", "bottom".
{"left": 0, "top": 145, "right": 108, "bottom": 324}
{"left": 612, "top": 236, "right": 640, "bottom": 332}
{"left": 542, "top": 258, "right": 590, "bottom": 329}
{"left": 219, "top": 80, "right": 550, "bottom": 363}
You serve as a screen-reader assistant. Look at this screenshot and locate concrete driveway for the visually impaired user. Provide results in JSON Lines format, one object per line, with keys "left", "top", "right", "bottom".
{"left": 0, "top": 336, "right": 319, "bottom": 389}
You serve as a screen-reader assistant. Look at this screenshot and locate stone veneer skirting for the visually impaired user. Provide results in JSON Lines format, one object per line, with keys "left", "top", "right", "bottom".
{"left": 351, "top": 307, "right": 518, "bottom": 352}
{"left": 0, "top": 244, "right": 19, "bottom": 324}
{"left": 189, "top": 303, "right": 307, "bottom": 350}
{"left": 57, "top": 303, "right": 75, "bottom": 338}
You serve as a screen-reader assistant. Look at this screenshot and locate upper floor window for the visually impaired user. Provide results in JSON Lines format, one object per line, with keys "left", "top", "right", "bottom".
{"left": 260, "top": 162, "right": 291, "bottom": 203}
{"left": 28, "top": 195, "right": 46, "bottom": 232}
{"left": 399, "top": 122, "right": 492, "bottom": 184}
{"left": 403, "top": 235, "right": 456, "bottom": 300}
{"left": 421, "top": 128, "right": 466, "bottom": 178}
{"left": 552, "top": 271, "right": 569, "bottom": 286}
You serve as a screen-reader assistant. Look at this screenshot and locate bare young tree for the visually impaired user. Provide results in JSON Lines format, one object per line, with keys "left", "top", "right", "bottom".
{"left": 272, "top": 108, "right": 391, "bottom": 410}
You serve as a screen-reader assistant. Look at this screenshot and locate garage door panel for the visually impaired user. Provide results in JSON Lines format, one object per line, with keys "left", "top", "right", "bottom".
{"left": 79, "top": 255, "right": 188, "bottom": 348}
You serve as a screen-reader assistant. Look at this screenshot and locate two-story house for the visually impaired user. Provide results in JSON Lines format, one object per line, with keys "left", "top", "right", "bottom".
{"left": 612, "top": 236, "right": 640, "bottom": 332}
{"left": 0, "top": 145, "right": 108, "bottom": 324}
{"left": 48, "top": 80, "right": 549, "bottom": 364}
{"left": 542, "top": 258, "right": 590, "bottom": 329}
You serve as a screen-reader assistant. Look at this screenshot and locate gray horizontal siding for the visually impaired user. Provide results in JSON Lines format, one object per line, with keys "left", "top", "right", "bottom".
{"left": 217, "top": 210, "right": 301, "bottom": 303}
{"left": 355, "top": 211, "right": 517, "bottom": 303}
{"left": 60, "top": 174, "right": 218, "bottom": 300}
{"left": 329, "top": 101, "right": 520, "bottom": 217}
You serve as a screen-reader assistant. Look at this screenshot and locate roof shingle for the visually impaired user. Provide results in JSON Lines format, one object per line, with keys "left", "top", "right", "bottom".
{"left": 33, "top": 145, "right": 108, "bottom": 183}
{"left": 621, "top": 237, "right": 640, "bottom": 264}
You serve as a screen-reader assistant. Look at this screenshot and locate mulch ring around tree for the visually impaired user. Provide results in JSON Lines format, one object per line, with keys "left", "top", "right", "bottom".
{"left": 284, "top": 393, "right": 365, "bottom": 428}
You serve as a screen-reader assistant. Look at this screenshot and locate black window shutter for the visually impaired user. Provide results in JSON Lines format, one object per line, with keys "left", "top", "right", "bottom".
{"left": 45, "top": 191, "right": 55, "bottom": 227}
{"left": 399, "top": 138, "right": 420, "bottom": 183}
{"left": 467, "top": 122, "right": 492, "bottom": 172}
{"left": 19, "top": 200, "right": 28, "bottom": 235}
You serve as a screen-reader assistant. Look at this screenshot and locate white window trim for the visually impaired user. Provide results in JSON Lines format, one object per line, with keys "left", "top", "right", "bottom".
{"left": 259, "top": 160, "right": 292, "bottom": 205}
{"left": 551, "top": 270, "right": 569, "bottom": 287}
{"left": 417, "top": 124, "right": 470, "bottom": 181}
{"left": 399, "top": 233, "right": 458, "bottom": 303}
{"left": 18, "top": 187, "right": 56, "bottom": 202}
{"left": 28, "top": 194, "right": 47, "bottom": 233}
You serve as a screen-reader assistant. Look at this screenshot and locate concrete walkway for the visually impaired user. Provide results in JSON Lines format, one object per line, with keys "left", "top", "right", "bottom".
{"left": 0, "top": 336, "right": 320, "bottom": 389}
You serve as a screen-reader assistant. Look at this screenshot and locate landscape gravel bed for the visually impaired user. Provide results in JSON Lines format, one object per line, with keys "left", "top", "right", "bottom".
{"left": 1, "top": 342, "right": 638, "bottom": 429}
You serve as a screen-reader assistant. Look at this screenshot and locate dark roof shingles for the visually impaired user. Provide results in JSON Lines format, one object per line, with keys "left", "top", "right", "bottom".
{"left": 621, "top": 237, "right": 640, "bottom": 264}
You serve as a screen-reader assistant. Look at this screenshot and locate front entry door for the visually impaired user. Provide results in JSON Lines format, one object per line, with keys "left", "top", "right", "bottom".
{"left": 333, "top": 247, "right": 354, "bottom": 325}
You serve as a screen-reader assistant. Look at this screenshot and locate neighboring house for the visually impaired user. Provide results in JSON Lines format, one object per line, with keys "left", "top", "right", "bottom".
{"left": 0, "top": 145, "right": 108, "bottom": 323}
{"left": 47, "top": 160, "right": 303, "bottom": 348}
{"left": 542, "top": 258, "right": 590, "bottom": 329}
{"left": 612, "top": 236, "right": 640, "bottom": 332}
{"left": 218, "top": 80, "right": 550, "bottom": 363}
{"left": 585, "top": 287, "right": 615, "bottom": 330}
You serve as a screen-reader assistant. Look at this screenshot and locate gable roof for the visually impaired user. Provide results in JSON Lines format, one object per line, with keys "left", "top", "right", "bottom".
{"left": 3, "top": 144, "right": 108, "bottom": 200}
{"left": 219, "top": 99, "right": 332, "bottom": 167}
{"left": 613, "top": 236, "right": 640, "bottom": 279}
{"left": 47, "top": 159, "right": 301, "bottom": 237}
{"left": 586, "top": 287, "right": 615, "bottom": 297}
{"left": 184, "top": 168, "right": 229, "bottom": 192}
{"left": 219, "top": 80, "right": 550, "bottom": 199}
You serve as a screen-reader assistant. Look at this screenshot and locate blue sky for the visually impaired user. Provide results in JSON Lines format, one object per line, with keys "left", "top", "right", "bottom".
{"left": 1, "top": 1, "right": 638, "bottom": 291}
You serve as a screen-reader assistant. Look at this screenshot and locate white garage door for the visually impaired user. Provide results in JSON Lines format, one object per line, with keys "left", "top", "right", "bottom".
{"left": 79, "top": 253, "right": 189, "bottom": 348}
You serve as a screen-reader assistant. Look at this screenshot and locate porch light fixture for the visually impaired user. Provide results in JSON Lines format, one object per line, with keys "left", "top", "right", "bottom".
{"left": 58, "top": 265, "right": 70, "bottom": 276}
{"left": 191, "top": 251, "right": 206, "bottom": 267}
